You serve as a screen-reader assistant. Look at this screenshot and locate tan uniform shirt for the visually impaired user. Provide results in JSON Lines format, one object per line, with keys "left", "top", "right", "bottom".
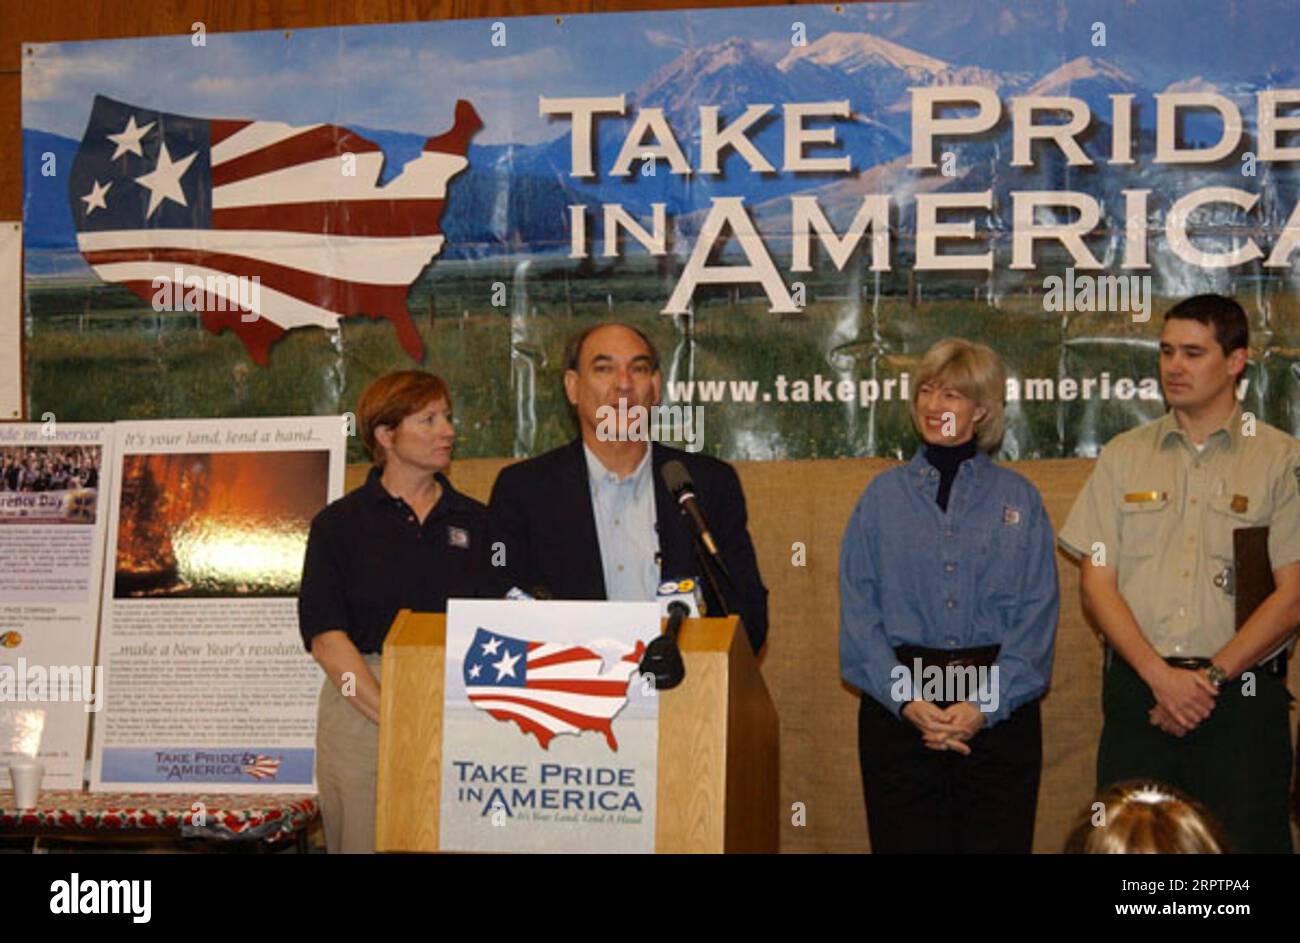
{"left": 1059, "top": 406, "right": 1300, "bottom": 658}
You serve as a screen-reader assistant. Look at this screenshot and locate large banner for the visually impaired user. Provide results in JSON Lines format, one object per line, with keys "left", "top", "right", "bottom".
{"left": 0, "top": 423, "right": 114, "bottom": 789}
{"left": 20, "top": 1, "right": 1300, "bottom": 461}
{"left": 90, "top": 416, "right": 344, "bottom": 792}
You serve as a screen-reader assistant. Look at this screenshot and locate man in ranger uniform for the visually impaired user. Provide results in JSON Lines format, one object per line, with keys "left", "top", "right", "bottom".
{"left": 1059, "top": 294, "right": 1300, "bottom": 853}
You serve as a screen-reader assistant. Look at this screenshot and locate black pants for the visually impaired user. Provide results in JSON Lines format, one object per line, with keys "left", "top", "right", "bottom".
{"left": 1098, "top": 655, "right": 1294, "bottom": 854}
{"left": 857, "top": 695, "right": 1042, "bottom": 853}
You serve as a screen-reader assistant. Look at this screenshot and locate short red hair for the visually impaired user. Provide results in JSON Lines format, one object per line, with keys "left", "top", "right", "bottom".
{"left": 356, "top": 371, "right": 451, "bottom": 466}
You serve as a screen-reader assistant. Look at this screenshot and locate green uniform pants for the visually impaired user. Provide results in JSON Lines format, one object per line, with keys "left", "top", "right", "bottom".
{"left": 1097, "top": 653, "right": 1294, "bottom": 854}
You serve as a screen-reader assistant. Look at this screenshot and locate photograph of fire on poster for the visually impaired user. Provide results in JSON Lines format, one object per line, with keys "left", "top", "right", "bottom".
{"left": 112, "top": 450, "right": 328, "bottom": 598}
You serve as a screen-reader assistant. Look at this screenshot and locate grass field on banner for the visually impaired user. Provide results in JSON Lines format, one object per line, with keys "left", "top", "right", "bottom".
{"left": 25, "top": 257, "right": 1297, "bottom": 461}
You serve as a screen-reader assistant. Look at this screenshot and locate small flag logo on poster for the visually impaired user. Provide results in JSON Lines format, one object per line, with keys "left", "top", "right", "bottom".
{"left": 240, "top": 754, "right": 282, "bottom": 781}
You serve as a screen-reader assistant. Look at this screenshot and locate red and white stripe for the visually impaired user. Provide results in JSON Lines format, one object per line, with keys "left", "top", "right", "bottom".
{"left": 77, "top": 100, "right": 481, "bottom": 365}
{"left": 468, "top": 641, "right": 646, "bottom": 751}
{"left": 241, "top": 755, "right": 282, "bottom": 781}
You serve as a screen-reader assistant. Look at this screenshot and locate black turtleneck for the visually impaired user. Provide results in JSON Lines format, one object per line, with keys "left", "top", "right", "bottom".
{"left": 924, "top": 438, "right": 979, "bottom": 512}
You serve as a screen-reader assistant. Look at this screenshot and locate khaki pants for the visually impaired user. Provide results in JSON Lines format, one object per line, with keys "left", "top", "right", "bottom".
{"left": 316, "top": 653, "right": 381, "bottom": 854}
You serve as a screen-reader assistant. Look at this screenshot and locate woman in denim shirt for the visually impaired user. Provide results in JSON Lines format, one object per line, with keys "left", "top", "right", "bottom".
{"left": 839, "top": 338, "right": 1058, "bottom": 853}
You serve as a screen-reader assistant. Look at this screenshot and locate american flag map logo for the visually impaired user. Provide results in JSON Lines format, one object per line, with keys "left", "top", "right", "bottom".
{"left": 463, "top": 628, "right": 647, "bottom": 751}
{"left": 68, "top": 94, "right": 481, "bottom": 365}
{"left": 240, "top": 754, "right": 282, "bottom": 782}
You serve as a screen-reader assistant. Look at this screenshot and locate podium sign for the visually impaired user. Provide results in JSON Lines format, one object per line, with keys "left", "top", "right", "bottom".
{"left": 438, "top": 599, "right": 661, "bottom": 853}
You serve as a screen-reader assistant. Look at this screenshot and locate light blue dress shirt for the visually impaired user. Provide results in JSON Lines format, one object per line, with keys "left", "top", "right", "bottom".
{"left": 584, "top": 443, "right": 660, "bottom": 602}
{"left": 839, "top": 448, "right": 1059, "bottom": 727}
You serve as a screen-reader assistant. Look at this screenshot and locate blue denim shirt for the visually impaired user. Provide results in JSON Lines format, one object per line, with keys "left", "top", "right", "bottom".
{"left": 839, "top": 448, "right": 1059, "bottom": 726}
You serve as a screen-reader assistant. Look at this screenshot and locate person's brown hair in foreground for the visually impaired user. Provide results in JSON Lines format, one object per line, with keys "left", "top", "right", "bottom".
{"left": 1064, "top": 780, "right": 1232, "bottom": 853}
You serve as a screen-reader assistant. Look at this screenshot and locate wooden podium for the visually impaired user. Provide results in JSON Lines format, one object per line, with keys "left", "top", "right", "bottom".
{"left": 374, "top": 610, "right": 779, "bottom": 853}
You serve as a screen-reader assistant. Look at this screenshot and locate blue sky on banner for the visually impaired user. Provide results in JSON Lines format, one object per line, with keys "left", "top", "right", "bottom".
{"left": 23, "top": 0, "right": 1300, "bottom": 264}
{"left": 23, "top": 0, "right": 1300, "bottom": 146}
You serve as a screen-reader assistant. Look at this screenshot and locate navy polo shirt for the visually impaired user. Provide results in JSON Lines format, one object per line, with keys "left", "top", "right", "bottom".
{"left": 298, "top": 466, "right": 500, "bottom": 654}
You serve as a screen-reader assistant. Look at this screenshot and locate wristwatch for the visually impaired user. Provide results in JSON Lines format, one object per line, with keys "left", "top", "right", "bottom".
{"left": 1205, "top": 663, "right": 1228, "bottom": 689}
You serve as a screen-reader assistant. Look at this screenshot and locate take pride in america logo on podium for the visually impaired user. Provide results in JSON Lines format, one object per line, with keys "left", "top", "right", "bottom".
{"left": 462, "top": 627, "right": 647, "bottom": 751}
{"left": 441, "top": 600, "right": 661, "bottom": 854}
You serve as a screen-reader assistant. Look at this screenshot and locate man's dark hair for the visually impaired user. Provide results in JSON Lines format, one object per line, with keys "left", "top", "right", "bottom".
{"left": 562, "top": 322, "right": 661, "bottom": 373}
{"left": 1164, "top": 294, "right": 1248, "bottom": 356}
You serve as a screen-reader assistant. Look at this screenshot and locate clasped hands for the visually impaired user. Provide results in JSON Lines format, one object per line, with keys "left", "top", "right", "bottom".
{"left": 1148, "top": 665, "right": 1219, "bottom": 738}
{"left": 901, "top": 700, "right": 987, "bottom": 755}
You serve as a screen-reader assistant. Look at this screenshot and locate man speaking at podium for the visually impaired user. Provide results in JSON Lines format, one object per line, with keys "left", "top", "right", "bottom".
{"left": 488, "top": 322, "right": 769, "bottom": 653}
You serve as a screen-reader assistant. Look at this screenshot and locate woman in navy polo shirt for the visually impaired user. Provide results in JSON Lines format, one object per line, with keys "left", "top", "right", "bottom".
{"left": 839, "top": 338, "right": 1059, "bottom": 853}
{"left": 298, "top": 370, "right": 498, "bottom": 853}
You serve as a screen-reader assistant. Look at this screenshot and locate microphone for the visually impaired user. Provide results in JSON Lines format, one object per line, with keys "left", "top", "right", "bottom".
{"left": 660, "top": 460, "right": 734, "bottom": 615}
{"left": 661, "top": 461, "right": 722, "bottom": 559}
{"left": 638, "top": 600, "right": 690, "bottom": 690}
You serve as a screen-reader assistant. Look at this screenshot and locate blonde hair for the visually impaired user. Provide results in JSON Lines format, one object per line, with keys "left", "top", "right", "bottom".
{"left": 910, "top": 337, "right": 1006, "bottom": 452}
{"left": 1063, "top": 781, "right": 1231, "bottom": 854}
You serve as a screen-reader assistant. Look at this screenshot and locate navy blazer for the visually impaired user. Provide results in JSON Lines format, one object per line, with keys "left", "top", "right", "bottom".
{"left": 488, "top": 439, "right": 769, "bottom": 652}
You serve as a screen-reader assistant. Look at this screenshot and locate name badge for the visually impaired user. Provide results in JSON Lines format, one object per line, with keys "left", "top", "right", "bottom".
{"left": 447, "top": 526, "right": 470, "bottom": 549}
{"left": 1124, "top": 491, "right": 1166, "bottom": 503}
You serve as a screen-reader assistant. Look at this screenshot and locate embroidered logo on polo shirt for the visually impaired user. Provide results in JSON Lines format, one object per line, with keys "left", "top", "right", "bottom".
{"left": 447, "top": 526, "right": 470, "bottom": 549}
{"left": 1002, "top": 505, "right": 1021, "bottom": 525}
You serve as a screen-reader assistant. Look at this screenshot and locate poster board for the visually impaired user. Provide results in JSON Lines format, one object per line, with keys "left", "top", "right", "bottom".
{"left": 90, "top": 415, "right": 344, "bottom": 792}
{"left": 0, "top": 422, "right": 114, "bottom": 788}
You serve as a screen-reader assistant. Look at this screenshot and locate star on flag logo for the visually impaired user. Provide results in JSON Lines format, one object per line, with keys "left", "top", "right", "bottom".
{"left": 462, "top": 628, "right": 646, "bottom": 751}
{"left": 68, "top": 94, "right": 482, "bottom": 365}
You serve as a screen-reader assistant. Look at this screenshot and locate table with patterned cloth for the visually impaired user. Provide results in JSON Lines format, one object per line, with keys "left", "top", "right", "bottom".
{"left": 0, "top": 790, "right": 319, "bottom": 849}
